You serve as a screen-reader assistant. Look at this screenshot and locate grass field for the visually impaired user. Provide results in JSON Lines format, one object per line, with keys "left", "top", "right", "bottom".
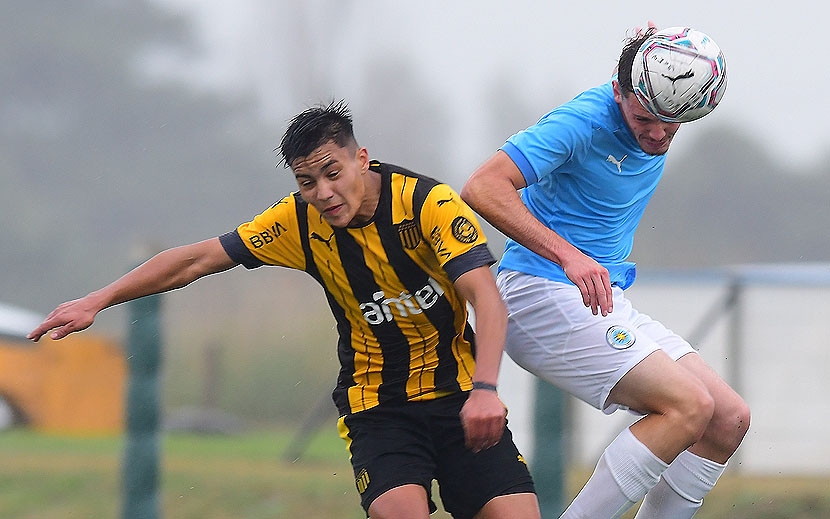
{"left": 0, "top": 427, "right": 363, "bottom": 519}
{"left": 1, "top": 427, "right": 828, "bottom": 518}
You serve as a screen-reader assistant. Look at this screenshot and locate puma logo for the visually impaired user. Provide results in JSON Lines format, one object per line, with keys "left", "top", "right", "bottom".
{"left": 437, "top": 197, "right": 454, "bottom": 207}
{"left": 661, "top": 70, "right": 695, "bottom": 94}
{"left": 310, "top": 231, "right": 335, "bottom": 250}
{"left": 606, "top": 154, "right": 627, "bottom": 173}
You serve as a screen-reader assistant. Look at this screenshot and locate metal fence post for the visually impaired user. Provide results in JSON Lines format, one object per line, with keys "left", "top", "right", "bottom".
{"left": 532, "top": 379, "right": 567, "bottom": 516}
{"left": 122, "top": 293, "right": 162, "bottom": 519}
{"left": 726, "top": 277, "right": 744, "bottom": 472}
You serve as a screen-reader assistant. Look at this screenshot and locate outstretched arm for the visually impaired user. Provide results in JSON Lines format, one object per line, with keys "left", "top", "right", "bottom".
{"left": 28, "top": 237, "right": 237, "bottom": 341}
{"left": 453, "top": 265, "right": 509, "bottom": 453}
{"left": 461, "top": 150, "right": 613, "bottom": 316}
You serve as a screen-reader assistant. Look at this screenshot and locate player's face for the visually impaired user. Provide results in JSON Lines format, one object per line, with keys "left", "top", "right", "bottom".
{"left": 614, "top": 83, "right": 681, "bottom": 156}
{"left": 291, "top": 140, "right": 378, "bottom": 228}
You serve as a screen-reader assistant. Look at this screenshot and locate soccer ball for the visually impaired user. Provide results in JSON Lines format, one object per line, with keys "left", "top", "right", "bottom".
{"left": 631, "top": 27, "right": 727, "bottom": 123}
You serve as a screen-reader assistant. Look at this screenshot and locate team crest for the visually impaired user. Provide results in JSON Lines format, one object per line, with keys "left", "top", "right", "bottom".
{"left": 606, "top": 325, "right": 636, "bottom": 350}
{"left": 395, "top": 219, "right": 422, "bottom": 249}
{"left": 451, "top": 216, "right": 478, "bottom": 243}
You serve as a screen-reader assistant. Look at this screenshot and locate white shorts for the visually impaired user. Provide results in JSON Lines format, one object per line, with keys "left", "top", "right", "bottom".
{"left": 497, "top": 269, "right": 696, "bottom": 414}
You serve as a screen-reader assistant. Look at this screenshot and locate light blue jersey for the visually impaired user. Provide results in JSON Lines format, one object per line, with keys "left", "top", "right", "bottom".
{"left": 499, "top": 80, "right": 665, "bottom": 289}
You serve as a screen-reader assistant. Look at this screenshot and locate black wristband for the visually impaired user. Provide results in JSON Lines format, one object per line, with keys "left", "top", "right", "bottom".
{"left": 472, "top": 381, "right": 498, "bottom": 392}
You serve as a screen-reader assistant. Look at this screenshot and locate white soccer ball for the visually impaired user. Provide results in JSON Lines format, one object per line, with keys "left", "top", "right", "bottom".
{"left": 631, "top": 27, "right": 727, "bottom": 123}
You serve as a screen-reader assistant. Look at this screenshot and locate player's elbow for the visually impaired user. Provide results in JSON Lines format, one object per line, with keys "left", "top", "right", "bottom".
{"left": 460, "top": 175, "right": 485, "bottom": 212}
{"left": 459, "top": 182, "right": 475, "bottom": 207}
{"left": 462, "top": 158, "right": 519, "bottom": 213}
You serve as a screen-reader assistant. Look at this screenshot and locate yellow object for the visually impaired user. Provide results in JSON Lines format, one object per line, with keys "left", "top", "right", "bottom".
{"left": 0, "top": 334, "right": 125, "bottom": 433}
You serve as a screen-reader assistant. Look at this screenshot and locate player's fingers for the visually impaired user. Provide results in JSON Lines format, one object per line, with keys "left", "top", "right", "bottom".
{"left": 49, "top": 318, "right": 88, "bottom": 340}
{"left": 635, "top": 21, "right": 657, "bottom": 37}
{"left": 586, "top": 280, "right": 600, "bottom": 315}
{"left": 464, "top": 412, "right": 504, "bottom": 452}
{"left": 50, "top": 325, "right": 72, "bottom": 340}
{"left": 460, "top": 410, "right": 481, "bottom": 449}
{"left": 472, "top": 420, "right": 503, "bottom": 452}
{"left": 28, "top": 318, "right": 59, "bottom": 341}
{"left": 577, "top": 279, "right": 592, "bottom": 309}
{"left": 483, "top": 417, "right": 505, "bottom": 448}
{"left": 591, "top": 274, "right": 609, "bottom": 317}
{"left": 463, "top": 421, "right": 487, "bottom": 452}
{"left": 601, "top": 273, "right": 614, "bottom": 314}
{"left": 27, "top": 326, "right": 46, "bottom": 341}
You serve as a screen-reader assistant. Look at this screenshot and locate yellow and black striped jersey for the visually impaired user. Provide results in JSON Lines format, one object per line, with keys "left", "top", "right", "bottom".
{"left": 219, "top": 161, "right": 495, "bottom": 416}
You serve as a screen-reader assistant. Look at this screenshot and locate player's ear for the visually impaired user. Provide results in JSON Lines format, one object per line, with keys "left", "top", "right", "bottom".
{"left": 356, "top": 147, "right": 370, "bottom": 172}
{"left": 612, "top": 80, "right": 623, "bottom": 103}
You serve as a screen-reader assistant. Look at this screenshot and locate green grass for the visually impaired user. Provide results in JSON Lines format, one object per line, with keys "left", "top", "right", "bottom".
{"left": 567, "top": 469, "right": 830, "bottom": 519}
{"left": 1, "top": 428, "right": 828, "bottom": 519}
{"left": 0, "top": 427, "right": 367, "bottom": 519}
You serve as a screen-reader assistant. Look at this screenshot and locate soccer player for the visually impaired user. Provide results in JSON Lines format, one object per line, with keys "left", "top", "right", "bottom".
{"left": 460, "top": 27, "right": 750, "bottom": 519}
{"left": 28, "top": 102, "right": 540, "bottom": 519}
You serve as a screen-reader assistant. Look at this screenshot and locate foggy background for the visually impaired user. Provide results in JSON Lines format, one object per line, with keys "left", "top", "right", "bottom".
{"left": 3, "top": 1, "right": 828, "bottom": 426}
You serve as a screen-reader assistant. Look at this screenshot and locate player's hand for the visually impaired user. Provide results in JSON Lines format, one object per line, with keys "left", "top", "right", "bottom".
{"left": 613, "top": 21, "right": 658, "bottom": 76}
{"left": 460, "top": 388, "right": 507, "bottom": 453}
{"left": 27, "top": 297, "right": 99, "bottom": 341}
{"left": 560, "top": 250, "right": 613, "bottom": 316}
{"left": 634, "top": 20, "right": 658, "bottom": 36}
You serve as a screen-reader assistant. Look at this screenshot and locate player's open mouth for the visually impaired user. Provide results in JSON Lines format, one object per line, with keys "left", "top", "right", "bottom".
{"left": 324, "top": 204, "right": 343, "bottom": 215}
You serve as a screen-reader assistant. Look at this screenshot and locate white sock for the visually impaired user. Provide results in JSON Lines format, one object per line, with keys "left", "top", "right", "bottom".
{"left": 560, "top": 428, "right": 668, "bottom": 519}
{"left": 634, "top": 450, "right": 727, "bottom": 519}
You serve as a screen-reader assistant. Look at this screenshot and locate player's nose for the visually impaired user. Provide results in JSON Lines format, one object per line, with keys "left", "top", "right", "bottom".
{"left": 648, "top": 124, "right": 668, "bottom": 140}
{"left": 316, "top": 179, "right": 335, "bottom": 200}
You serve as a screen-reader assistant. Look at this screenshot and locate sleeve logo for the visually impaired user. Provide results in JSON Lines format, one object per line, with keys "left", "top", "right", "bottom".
{"left": 451, "top": 216, "right": 478, "bottom": 243}
{"left": 249, "top": 221, "right": 287, "bottom": 248}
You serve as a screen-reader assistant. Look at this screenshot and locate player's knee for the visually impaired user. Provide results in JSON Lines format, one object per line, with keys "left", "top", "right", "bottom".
{"left": 726, "top": 398, "right": 751, "bottom": 448}
{"left": 707, "top": 395, "right": 751, "bottom": 452}
{"left": 674, "top": 384, "right": 715, "bottom": 444}
{"left": 736, "top": 399, "right": 751, "bottom": 437}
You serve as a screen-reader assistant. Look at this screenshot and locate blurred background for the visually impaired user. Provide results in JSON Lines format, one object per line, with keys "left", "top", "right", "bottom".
{"left": 2, "top": 1, "right": 828, "bottom": 518}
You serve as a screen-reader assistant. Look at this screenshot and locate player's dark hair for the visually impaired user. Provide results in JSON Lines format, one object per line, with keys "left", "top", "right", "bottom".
{"left": 278, "top": 100, "right": 357, "bottom": 168}
{"left": 617, "top": 27, "right": 657, "bottom": 94}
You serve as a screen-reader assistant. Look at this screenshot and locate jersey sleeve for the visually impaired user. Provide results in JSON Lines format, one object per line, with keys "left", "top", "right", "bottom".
{"left": 501, "top": 108, "right": 593, "bottom": 186}
{"left": 419, "top": 183, "right": 495, "bottom": 282}
{"left": 218, "top": 195, "right": 306, "bottom": 271}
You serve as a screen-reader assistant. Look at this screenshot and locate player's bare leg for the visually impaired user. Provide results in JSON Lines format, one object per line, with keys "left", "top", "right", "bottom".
{"left": 475, "top": 492, "right": 540, "bottom": 519}
{"left": 634, "top": 353, "right": 750, "bottom": 519}
{"left": 368, "top": 484, "right": 431, "bottom": 519}
{"left": 676, "top": 353, "right": 750, "bottom": 463}
{"left": 613, "top": 351, "right": 716, "bottom": 461}
{"left": 560, "top": 350, "right": 715, "bottom": 518}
